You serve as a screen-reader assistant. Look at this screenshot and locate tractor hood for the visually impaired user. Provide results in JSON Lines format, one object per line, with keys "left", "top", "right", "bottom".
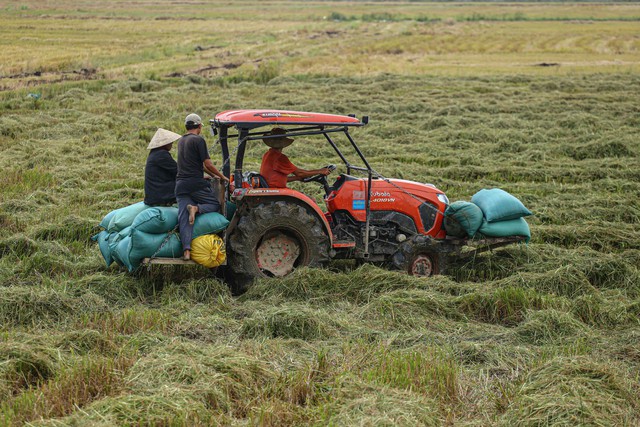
{"left": 378, "top": 178, "right": 447, "bottom": 202}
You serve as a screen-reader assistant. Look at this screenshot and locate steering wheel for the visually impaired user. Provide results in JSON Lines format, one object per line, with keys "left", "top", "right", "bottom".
{"left": 302, "top": 164, "right": 336, "bottom": 194}
{"left": 302, "top": 164, "right": 336, "bottom": 184}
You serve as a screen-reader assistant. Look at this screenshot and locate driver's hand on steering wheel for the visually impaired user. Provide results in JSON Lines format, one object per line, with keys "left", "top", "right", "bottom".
{"left": 321, "top": 168, "right": 331, "bottom": 176}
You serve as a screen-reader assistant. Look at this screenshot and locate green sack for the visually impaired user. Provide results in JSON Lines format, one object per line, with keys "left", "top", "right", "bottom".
{"left": 131, "top": 207, "right": 178, "bottom": 234}
{"left": 106, "top": 202, "right": 150, "bottom": 232}
{"left": 94, "top": 230, "right": 113, "bottom": 267}
{"left": 444, "top": 201, "right": 484, "bottom": 238}
{"left": 122, "top": 230, "right": 183, "bottom": 272}
{"left": 111, "top": 235, "right": 131, "bottom": 268}
{"left": 471, "top": 188, "right": 532, "bottom": 223}
{"left": 192, "top": 212, "right": 230, "bottom": 239}
{"left": 444, "top": 216, "right": 465, "bottom": 238}
{"left": 108, "top": 227, "right": 131, "bottom": 266}
{"left": 477, "top": 217, "right": 531, "bottom": 241}
{"left": 111, "top": 227, "right": 131, "bottom": 246}
{"left": 99, "top": 210, "right": 116, "bottom": 230}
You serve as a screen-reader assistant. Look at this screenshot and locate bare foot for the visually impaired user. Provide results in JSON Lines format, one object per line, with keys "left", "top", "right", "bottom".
{"left": 183, "top": 250, "right": 191, "bottom": 260}
{"left": 187, "top": 204, "right": 198, "bottom": 225}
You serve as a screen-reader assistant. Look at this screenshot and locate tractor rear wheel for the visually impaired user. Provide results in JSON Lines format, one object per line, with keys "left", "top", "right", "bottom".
{"left": 391, "top": 235, "right": 446, "bottom": 278}
{"left": 227, "top": 201, "right": 330, "bottom": 294}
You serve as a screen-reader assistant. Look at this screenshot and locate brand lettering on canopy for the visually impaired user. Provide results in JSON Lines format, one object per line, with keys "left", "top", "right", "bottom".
{"left": 254, "top": 112, "right": 311, "bottom": 119}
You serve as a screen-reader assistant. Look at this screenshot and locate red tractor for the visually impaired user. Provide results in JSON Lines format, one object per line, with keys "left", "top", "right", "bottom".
{"left": 212, "top": 110, "right": 523, "bottom": 293}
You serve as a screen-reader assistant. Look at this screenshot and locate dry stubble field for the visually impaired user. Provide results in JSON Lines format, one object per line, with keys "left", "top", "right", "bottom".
{"left": 0, "top": 1, "right": 639, "bottom": 425}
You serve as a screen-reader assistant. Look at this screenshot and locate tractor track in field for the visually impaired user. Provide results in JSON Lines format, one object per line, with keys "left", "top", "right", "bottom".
{"left": 0, "top": 68, "right": 97, "bottom": 91}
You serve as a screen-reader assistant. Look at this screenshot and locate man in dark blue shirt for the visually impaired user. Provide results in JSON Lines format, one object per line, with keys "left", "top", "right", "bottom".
{"left": 175, "top": 113, "right": 229, "bottom": 260}
{"left": 144, "top": 128, "right": 180, "bottom": 206}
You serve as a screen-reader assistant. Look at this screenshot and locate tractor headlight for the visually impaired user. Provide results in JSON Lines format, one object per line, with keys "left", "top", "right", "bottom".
{"left": 437, "top": 193, "right": 449, "bottom": 205}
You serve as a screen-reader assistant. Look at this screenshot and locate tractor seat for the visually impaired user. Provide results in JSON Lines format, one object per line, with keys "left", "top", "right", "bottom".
{"left": 245, "top": 172, "right": 269, "bottom": 189}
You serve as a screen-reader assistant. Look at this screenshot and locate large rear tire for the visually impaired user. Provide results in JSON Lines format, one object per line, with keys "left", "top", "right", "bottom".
{"left": 227, "top": 201, "right": 330, "bottom": 294}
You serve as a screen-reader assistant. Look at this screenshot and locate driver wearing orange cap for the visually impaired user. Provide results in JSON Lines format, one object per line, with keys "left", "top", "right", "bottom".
{"left": 259, "top": 127, "right": 330, "bottom": 188}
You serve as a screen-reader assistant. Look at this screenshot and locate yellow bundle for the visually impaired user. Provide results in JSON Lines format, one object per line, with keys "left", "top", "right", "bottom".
{"left": 190, "top": 234, "right": 226, "bottom": 268}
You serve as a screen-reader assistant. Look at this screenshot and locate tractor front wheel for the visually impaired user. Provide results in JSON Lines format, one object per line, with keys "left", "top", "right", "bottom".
{"left": 227, "top": 201, "right": 330, "bottom": 294}
{"left": 391, "top": 235, "right": 445, "bottom": 278}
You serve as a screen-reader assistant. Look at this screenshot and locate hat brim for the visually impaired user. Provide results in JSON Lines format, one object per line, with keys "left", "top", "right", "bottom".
{"left": 263, "top": 136, "right": 294, "bottom": 149}
{"left": 147, "top": 128, "right": 182, "bottom": 149}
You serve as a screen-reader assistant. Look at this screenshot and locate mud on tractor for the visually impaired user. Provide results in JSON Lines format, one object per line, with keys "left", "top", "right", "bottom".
{"left": 212, "top": 110, "right": 524, "bottom": 293}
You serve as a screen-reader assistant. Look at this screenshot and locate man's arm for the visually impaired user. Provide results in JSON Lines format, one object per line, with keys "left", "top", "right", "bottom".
{"left": 287, "top": 167, "right": 330, "bottom": 182}
{"left": 203, "top": 159, "right": 230, "bottom": 182}
{"left": 196, "top": 137, "right": 227, "bottom": 182}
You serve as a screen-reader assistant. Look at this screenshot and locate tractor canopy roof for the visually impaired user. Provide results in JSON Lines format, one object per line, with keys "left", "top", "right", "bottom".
{"left": 212, "top": 109, "right": 365, "bottom": 129}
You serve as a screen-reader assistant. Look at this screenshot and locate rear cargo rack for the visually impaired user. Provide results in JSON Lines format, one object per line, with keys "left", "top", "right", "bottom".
{"left": 446, "top": 236, "right": 527, "bottom": 259}
{"left": 141, "top": 257, "right": 197, "bottom": 265}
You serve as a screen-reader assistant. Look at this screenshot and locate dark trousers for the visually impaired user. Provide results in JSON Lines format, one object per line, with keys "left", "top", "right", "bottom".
{"left": 177, "top": 186, "right": 220, "bottom": 251}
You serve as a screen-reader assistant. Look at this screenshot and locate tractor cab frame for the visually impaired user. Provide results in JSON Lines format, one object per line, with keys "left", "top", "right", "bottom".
{"left": 198, "top": 109, "right": 525, "bottom": 293}
{"left": 212, "top": 109, "right": 383, "bottom": 257}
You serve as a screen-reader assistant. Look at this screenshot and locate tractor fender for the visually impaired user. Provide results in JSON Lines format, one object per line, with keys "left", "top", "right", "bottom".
{"left": 233, "top": 188, "right": 333, "bottom": 244}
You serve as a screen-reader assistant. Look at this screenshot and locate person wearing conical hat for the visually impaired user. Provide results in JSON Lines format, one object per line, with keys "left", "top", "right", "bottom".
{"left": 259, "top": 127, "right": 330, "bottom": 188}
{"left": 144, "top": 128, "right": 181, "bottom": 207}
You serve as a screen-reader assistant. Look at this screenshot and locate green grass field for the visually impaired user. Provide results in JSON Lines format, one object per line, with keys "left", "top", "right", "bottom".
{"left": 1, "top": 1, "right": 639, "bottom": 425}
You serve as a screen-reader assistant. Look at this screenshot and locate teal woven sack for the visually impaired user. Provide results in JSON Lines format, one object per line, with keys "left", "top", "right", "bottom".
{"left": 107, "top": 226, "right": 131, "bottom": 266}
{"left": 471, "top": 188, "right": 532, "bottom": 223}
{"left": 123, "top": 230, "right": 183, "bottom": 271}
{"left": 131, "top": 207, "right": 179, "bottom": 234}
{"left": 192, "top": 212, "right": 230, "bottom": 239}
{"left": 106, "top": 202, "right": 150, "bottom": 232}
{"left": 444, "top": 201, "right": 484, "bottom": 238}
{"left": 478, "top": 217, "right": 531, "bottom": 241}
{"left": 99, "top": 210, "right": 116, "bottom": 230}
{"left": 109, "top": 227, "right": 131, "bottom": 247}
{"left": 93, "top": 230, "right": 114, "bottom": 267}
{"left": 111, "top": 235, "right": 131, "bottom": 268}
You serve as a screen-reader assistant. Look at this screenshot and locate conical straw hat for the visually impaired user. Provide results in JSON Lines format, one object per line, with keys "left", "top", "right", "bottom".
{"left": 147, "top": 128, "right": 182, "bottom": 149}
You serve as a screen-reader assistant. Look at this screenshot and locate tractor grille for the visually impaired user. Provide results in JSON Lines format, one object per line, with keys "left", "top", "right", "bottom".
{"left": 419, "top": 202, "right": 438, "bottom": 232}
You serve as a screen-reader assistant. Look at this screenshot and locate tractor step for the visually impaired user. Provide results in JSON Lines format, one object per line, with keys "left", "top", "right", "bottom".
{"left": 142, "top": 257, "right": 197, "bottom": 265}
{"left": 141, "top": 257, "right": 227, "bottom": 266}
{"left": 332, "top": 240, "right": 356, "bottom": 249}
{"left": 453, "top": 236, "right": 527, "bottom": 259}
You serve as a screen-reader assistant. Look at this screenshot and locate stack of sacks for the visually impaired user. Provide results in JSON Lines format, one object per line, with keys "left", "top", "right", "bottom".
{"left": 94, "top": 202, "right": 230, "bottom": 271}
{"left": 111, "top": 206, "right": 182, "bottom": 271}
{"left": 471, "top": 188, "right": 532, "bottom": 241}
{"left": 93, "top": 202, "right": 151, "bottom": 268}
{"left": 443, "top": 189, "right": 532, "bottom": 241}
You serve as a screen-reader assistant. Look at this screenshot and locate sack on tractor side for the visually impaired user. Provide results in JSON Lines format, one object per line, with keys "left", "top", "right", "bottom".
{"left": 114, "top": 230, "right": 183, "bottom": 272}
{"left": 190, "top": 234, "right": 226, "bottom": 268}
{"left": 102, "top": 202, "right": 151, "bottom": 232}
{"left": 131, "top": 207, "right": 178, "bottom": 234}
{"left": 471, "top": 188, "right": 532, "bottom": 223}
{"left": 444, "top": 201, "right": 484, "bottom": 238}
{"left": 477, "top": 217, "right": 531, "bottom": 242}
{"left": 192, "top": 212, "right": 230, "bottom": 240}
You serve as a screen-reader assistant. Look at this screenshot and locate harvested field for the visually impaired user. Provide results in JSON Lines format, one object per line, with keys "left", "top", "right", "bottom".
{"left": 1, "top": 0, "right": 639, "bottom": 425}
